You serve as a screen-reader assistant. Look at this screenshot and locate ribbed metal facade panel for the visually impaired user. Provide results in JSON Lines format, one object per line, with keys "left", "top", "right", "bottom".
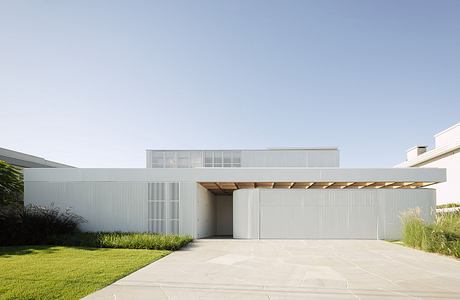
{"left": 233, "top": 188, "right": 435, "bottom": 240}
{"left": 25, "top": 181, "right": 149, "bottom": 232}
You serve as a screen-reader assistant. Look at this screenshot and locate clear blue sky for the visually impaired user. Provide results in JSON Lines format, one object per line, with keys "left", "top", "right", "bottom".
{"left": 1, "top": 0, "right": 459, "bottom": 168}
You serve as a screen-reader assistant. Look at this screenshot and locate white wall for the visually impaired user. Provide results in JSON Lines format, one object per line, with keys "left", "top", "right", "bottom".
{"left": 196, "top": 184, "right": 216, "bottom": 238}
{"left": 416, "top": 151, "right": 460, "bottom": 204}
{"left": 24, "top": 180, "right": 197, "bottom": 236}
{"left": 25, "top": 181, "right": 149, "bottom": 232}
{"left": 435, "top": 123, "right": 460, "bottom": 148}
{"left": 233, "top": 189, "right": 260, "bottom": 239}
{"left": 240, "top": 149, "right": 339, "bottom": 167}
{"left": 216, "top": 195, "right": 233, "bottom": 236}
{"left": 233, "top": 188, "right": 435, "bottom": 240}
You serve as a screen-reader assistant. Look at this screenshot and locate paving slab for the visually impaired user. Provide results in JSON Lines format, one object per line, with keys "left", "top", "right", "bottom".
{"left": 85, "top": 239, "right": 460, "bottom": 299}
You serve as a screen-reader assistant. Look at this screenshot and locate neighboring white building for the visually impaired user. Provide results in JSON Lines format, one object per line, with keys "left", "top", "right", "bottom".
{"left": 25, "top": 148, "right": 445, "bottom": 240}
{"left": 396, "top": 123, "right": 460, "bottom": 205}
{"left": 0, "top": 147, "right": 73, "bottom": 169}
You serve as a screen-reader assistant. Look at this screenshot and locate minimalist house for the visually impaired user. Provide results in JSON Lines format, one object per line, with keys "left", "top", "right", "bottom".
{"left": 24, "top": 148, "right": 445, "bottom": 240}
{"left": 396, "top": 122, "right": 460, "bottom": 205}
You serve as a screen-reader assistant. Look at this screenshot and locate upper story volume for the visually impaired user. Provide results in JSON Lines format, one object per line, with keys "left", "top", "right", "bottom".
{"left": 146, "top": 148, "right": 339, "bottom": 168}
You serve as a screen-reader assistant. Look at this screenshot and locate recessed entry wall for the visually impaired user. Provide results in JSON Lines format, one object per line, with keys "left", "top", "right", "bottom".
{"left": 195, "top": 185, "right": 234, "bottom": 238}
{"left": 233, "top": 188, "right": 435, "bottom": 240}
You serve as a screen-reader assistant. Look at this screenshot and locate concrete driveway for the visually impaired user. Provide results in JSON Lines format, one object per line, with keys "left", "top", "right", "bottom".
{"left": 85, "top": 239, "right": 460, "bottom": 299}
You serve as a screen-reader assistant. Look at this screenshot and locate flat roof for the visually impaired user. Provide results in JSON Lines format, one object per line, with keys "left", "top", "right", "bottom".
{"left": 396, "top": 141, "right": 460, "bottom": 167}
{"left": 434, "top": 122, "right": 460, "bottom": 138}
{"left": 0, "top": 147, "right": 73, "bottom": 168}
{"left": 24, "top": 167, "right": 445, "bottom": 185}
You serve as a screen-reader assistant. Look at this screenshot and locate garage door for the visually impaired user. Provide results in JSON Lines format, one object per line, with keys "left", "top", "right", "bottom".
{"left": 259, "top": 190, "right": 379, "bottom": 239}
{"left": 233, "top": 188, "right": 435, "bottom": 240}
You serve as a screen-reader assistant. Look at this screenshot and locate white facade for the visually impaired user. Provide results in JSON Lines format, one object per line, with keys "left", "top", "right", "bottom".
{"left": 396, "top": 123, "right": 460, "bottom": 205}
{"left": 25, "top": 146, "right": 445, "bottom": 240}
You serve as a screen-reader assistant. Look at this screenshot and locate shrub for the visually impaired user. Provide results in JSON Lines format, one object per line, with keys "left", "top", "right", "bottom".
{"left": 0, "top": 203, "right": 86, "bottom": 245}
{"left": 50, "top": 232, "right": 193, "bottom": 251}
{"left": 97, "top": 232, "right": 193, "bottom": 250}
{"left": 0, "top": 203, "right": 193, "bottom": 250}
{"left": 437, "top": 203, "right": 460, "bottom": 209}
{"left": 0, "top": 160, "right": 23, "bottom": 206}
{"left": 401, "top": 209, "right": 460, "bottom": 258}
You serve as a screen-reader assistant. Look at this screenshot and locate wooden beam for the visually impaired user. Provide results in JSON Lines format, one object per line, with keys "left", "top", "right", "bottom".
{"left": 340, "top": 182, "right": 355, "bottom": 189}
{"left": 322, "top": 182, "right": 335, "bottom": 189}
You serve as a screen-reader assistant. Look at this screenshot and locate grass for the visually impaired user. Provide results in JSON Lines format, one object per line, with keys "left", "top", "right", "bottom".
{"left": 401, "top": 209, "right": 460, "bottom": 258}
{"left": 0, "top": 245, "right": 170, "bottom": 300}
{"left": 50, "top": 232, "right": 193, "bottom": 250}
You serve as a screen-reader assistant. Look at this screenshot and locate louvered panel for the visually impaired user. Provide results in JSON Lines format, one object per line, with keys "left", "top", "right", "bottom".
{"left": 148, "top": 182, "right": 180, "bottom": 234}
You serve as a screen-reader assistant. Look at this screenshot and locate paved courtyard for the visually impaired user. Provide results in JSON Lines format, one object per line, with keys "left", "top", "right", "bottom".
{"left": 85, "top": 239, "right": 460, "bottom": 299}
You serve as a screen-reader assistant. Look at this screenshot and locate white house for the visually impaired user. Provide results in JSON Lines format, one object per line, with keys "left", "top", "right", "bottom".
{"left": 396, "top": 123, "right": 460, "bottom": 205}
{"left": 24, "top": 148, "right": 445, "bottom": 240}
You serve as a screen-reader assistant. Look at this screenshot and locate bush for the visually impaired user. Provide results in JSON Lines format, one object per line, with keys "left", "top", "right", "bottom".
{"left": 0, "top": 204, "right": 86, "bottom": 245}
{"left": 437, "top": 203, "right": 460, "bottom": 209}
{"left": 401, "top": 209, "right": 460, "bottom": 258}
{"left": 0, "top": 203, "right": 193, "bottom": 250}
{"left": 51, "top": 232, "right": 193, "bottom": 251}
{"left": 0, "top": 160, "right": 23, "bottom": 206}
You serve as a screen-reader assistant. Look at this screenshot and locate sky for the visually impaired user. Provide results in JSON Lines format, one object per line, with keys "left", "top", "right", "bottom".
{"left": 1, "top": 0, "right": 459, "bottom": 168}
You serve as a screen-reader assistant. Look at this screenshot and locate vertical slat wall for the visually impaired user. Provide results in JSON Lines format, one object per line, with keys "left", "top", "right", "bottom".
{"left": 148, "top": 182, "right": 180, "bottom": 234}
{"left": 24, "top": 181, "right": 149, "bottom": 232}
{"left": 233, "top": 188, "right": 435, "bottom": 240}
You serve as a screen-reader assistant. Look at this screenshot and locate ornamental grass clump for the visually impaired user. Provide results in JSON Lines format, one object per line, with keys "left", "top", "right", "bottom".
{"left": 98, "top": 232, "right": 193, "bottom": 250}
{"left": 53, "top": 232, "right": 193, "bottom": 250}
{"left": 401, "top": 208, "right": 460, "bottom": 258}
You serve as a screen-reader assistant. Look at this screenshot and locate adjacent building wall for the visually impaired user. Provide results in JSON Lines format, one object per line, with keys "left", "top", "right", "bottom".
{"left": 397, "top": 123, "right": 460, "bottom": 204}
{"left": 412, "top": 153, "right": 460, "bottom": 205}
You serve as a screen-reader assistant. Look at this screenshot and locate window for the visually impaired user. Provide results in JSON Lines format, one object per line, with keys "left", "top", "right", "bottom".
{"left": 177, "top": 152, "right": 191, "bottom": 168}
{"left": 191, "top": 152, "right": 202, "bottom": 168}
{"left": 213, "top": 151, "right": 223, "bottom": 167}
{"left": 223, "top": 151, "right": 232, "bottom": 167}
{"left": 165, "top": 152, "right": 177, "bottom": 168}
{"left": 232, "top": 151, "right": 241, "bottom": 167}
{"left": 204, "top": 151, "right": 213, "bottom": 167}
{"left": 150, "top": 151, "right": 165, "bottom": 168}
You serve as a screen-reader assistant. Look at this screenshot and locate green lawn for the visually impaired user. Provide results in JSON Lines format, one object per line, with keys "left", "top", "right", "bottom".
{"left": 0, "top": 246, "right": 170, "bottom": 300}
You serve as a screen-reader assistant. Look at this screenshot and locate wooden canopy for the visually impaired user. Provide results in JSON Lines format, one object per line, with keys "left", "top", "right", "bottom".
{"left": 199, "top": 181, "right": 435, "bottom": 195}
